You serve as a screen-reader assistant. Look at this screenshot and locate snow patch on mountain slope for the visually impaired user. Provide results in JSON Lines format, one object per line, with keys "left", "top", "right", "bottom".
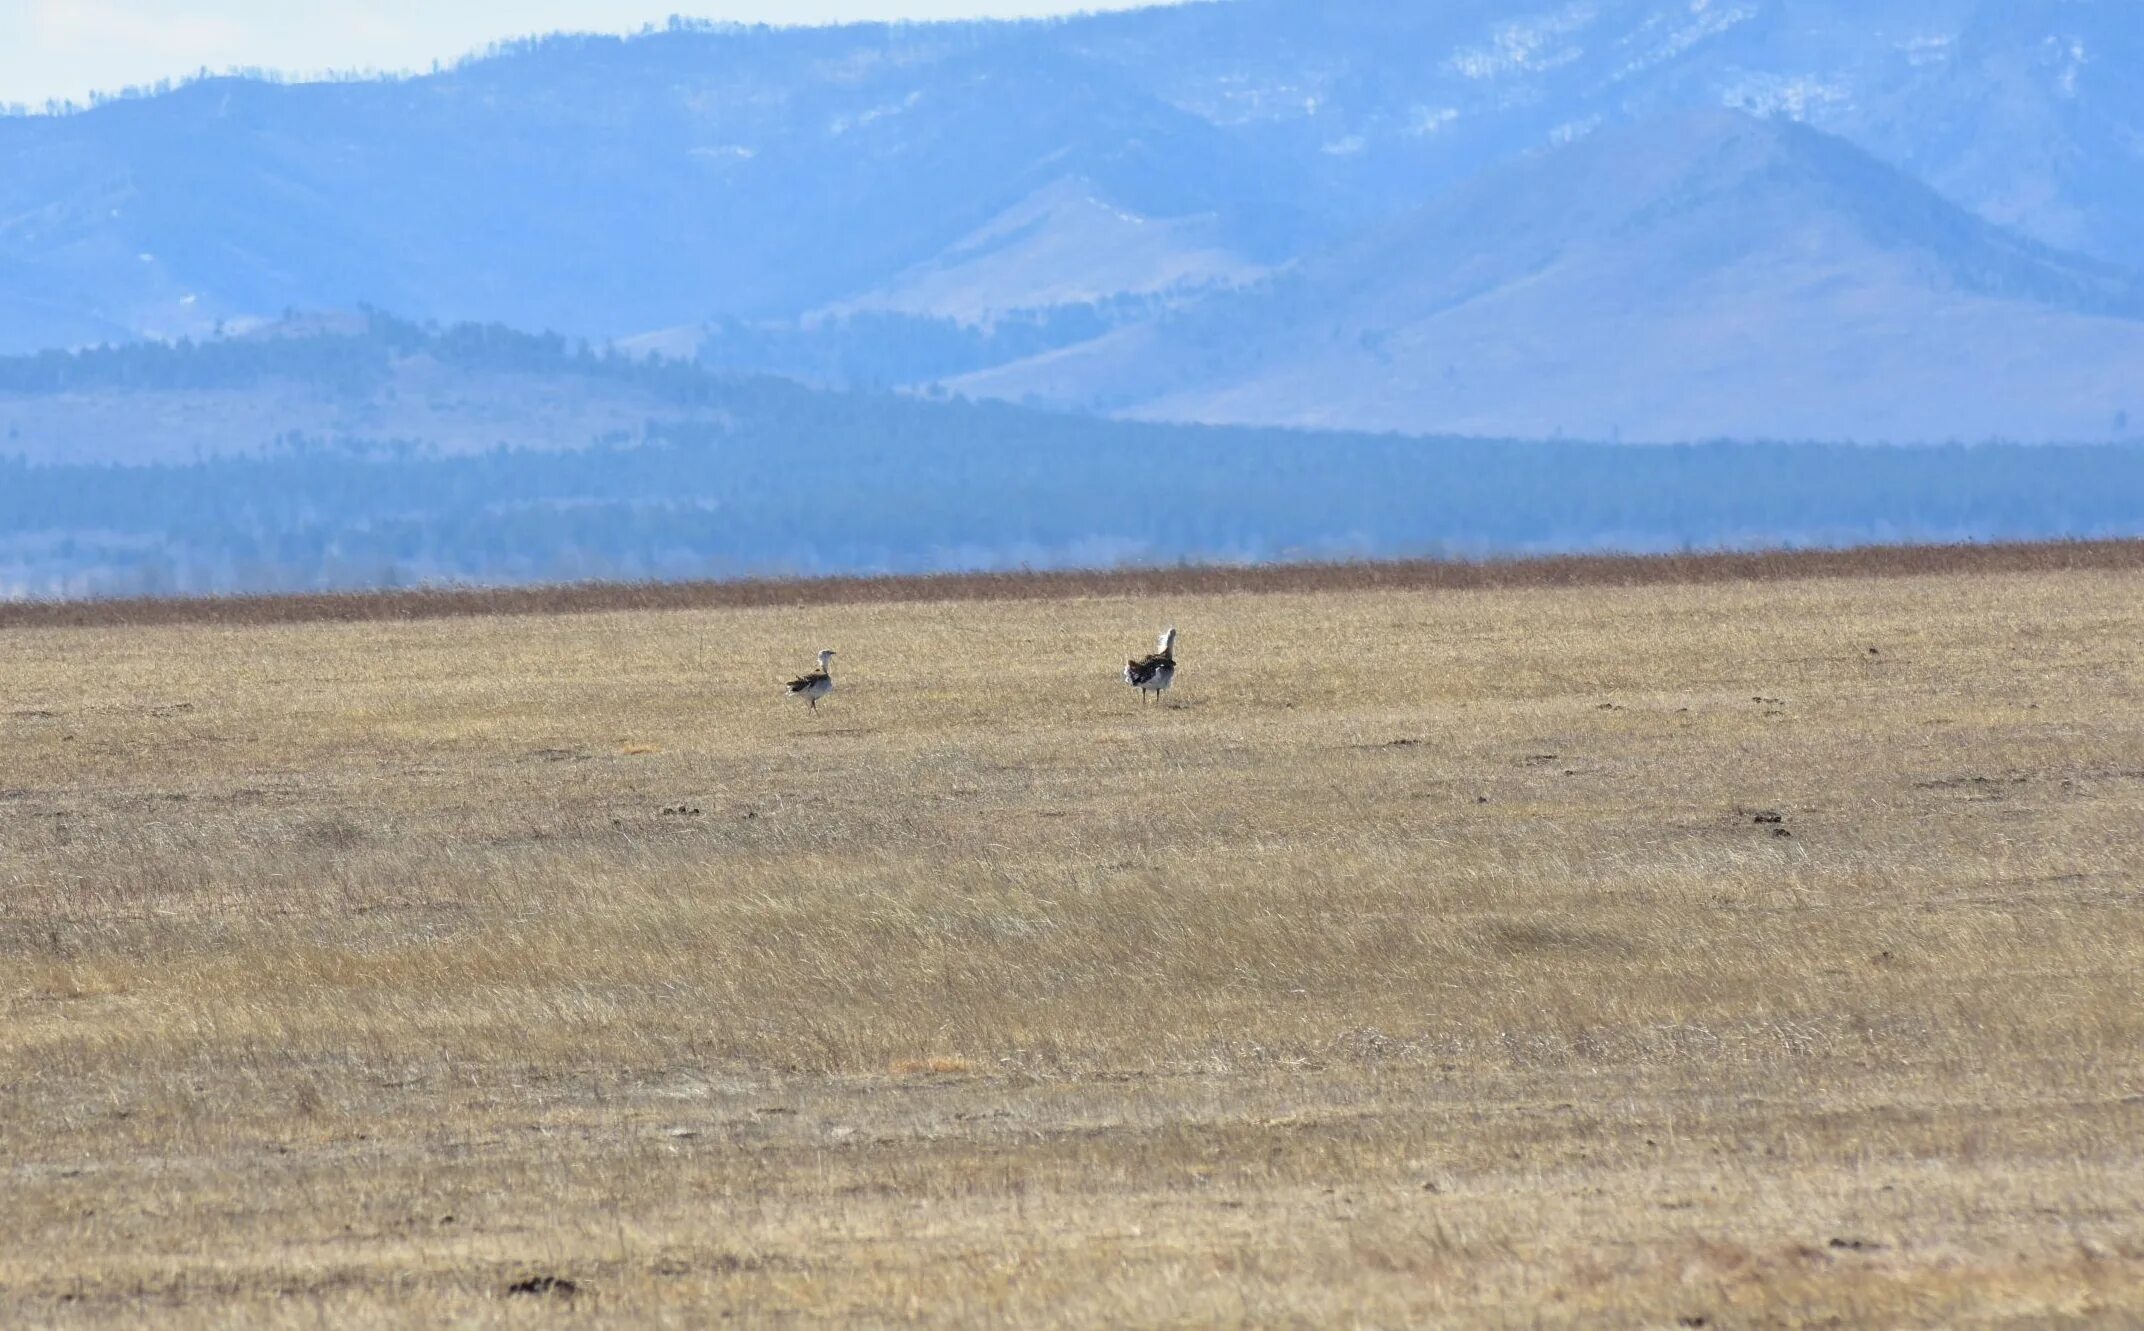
{"left": 1449, "top": 4, "right": 1600, "bottom": 81}
{"left": 1718, "top": 71, "right": 1854, "bottom": 121}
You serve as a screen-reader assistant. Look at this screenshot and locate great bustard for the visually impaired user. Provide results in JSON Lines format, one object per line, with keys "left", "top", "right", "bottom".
{"left": 1124, "top": 627, "right": 1178, "bottom": 703}
{"left": 784, "top": 650, "right": 836, "bottom": 710}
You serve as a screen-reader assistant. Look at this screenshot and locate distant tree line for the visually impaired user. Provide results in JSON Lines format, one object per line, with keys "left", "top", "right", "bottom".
{"left": 0, "top": 300, "right": 1160, "bottom": 399}
{"left": 689, "top": 300, "right": 1163, "bottom": 389}
{"left": 5, "top": 418, "right": 2143, "bottom": 598}
{"left": 0, "top": 309, "right": 675, "bottom": 396}
{"left": 4, "top": 314, "right": 2141, "bottom": 598}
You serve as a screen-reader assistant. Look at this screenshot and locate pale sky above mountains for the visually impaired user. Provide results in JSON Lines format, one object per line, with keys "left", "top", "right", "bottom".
{"left": 1, "top": 0, "right": 1178, "bottom": 107}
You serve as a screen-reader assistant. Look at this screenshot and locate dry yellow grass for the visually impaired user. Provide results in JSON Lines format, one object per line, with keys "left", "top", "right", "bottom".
{"left": 3, "top": 565, "right": 2142, "bottom": 1327}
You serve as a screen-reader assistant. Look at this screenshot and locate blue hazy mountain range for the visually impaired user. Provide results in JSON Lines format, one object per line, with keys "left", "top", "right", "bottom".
{"left": 959, "top": 109, "right": 2144, "bottom": 442}
{"left": 4, "top": 1, "right": 2144, "bottom": 592}
{"left": 4, "top": 4, "right": 2142, "bottom": 415}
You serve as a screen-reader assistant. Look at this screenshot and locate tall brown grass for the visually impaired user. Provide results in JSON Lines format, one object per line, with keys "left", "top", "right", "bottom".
{"left": 6, "top": 537, "right": 2143, "bottom": 630}
{"left": 1, "top": 563, "right": 2140, "bottom": 1326}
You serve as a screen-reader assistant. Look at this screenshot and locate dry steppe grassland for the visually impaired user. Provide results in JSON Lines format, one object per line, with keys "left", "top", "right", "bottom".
{"left": 3, "top": 551, "right": 2143, "bottom": 1328}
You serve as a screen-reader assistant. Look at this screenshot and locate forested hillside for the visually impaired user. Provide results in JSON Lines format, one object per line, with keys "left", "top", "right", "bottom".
{"left": 3, "top": 318, "right": 2140, "bottom": 597}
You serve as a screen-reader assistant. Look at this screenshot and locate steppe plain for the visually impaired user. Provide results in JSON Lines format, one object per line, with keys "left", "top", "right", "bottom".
{"left": 4, "top": 546, "right": 2142, "bottom": 1327}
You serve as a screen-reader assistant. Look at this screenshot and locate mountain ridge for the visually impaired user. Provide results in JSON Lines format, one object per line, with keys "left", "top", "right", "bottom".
{"left": 953, "top": 109, "right": 2144, "bottom": 443}
{"left": 4, "top": 0, "right": 2142, "bottom": 357}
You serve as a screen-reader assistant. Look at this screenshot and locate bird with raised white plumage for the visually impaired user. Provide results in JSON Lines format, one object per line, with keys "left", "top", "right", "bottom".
{"left": 784, "top": 649, "right": 837, "bottom": 710}
{"left": 1124, "top": 627, "right": 1177, "bottom": 704}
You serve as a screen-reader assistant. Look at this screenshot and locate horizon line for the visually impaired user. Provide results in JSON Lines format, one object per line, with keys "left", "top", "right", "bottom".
{"left": 0, "top": 1, "right": 1207, "bottom": 116}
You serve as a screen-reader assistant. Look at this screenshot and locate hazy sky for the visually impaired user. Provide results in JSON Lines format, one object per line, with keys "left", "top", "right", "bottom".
{"left": 1, "top": 0, "right": 1173, "bottom": 107}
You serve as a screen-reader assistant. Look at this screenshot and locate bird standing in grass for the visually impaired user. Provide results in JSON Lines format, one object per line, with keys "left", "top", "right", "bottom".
{"left": 1125, "top": 627, "right": 1178, "bottom": 704}
{"left": 785, "top": 650, "right": 836, "bottom": 710}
